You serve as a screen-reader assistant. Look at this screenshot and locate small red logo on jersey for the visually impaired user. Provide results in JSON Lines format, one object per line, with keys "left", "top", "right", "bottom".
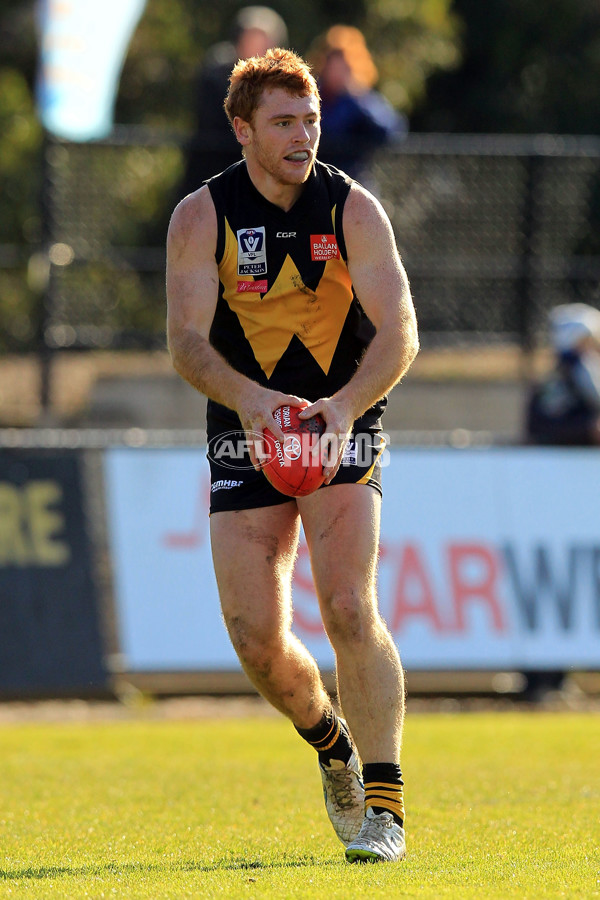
{"left": 310, "top": 234, "right": 340, "bottom": 261}
{"left": 237, "top": 279, "right": 268, "bottom": 293}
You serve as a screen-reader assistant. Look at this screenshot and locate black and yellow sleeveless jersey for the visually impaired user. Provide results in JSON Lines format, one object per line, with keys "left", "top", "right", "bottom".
{"left": 206, "top": 159, "right": 386, "bottom": 435}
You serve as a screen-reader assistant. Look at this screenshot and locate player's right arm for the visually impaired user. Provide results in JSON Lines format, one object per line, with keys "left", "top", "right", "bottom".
{"left": 166, "top": 187, "right": 297, "bottom": 457}
{"left": 166, "top": 187, "right": 234, "bottom": 405}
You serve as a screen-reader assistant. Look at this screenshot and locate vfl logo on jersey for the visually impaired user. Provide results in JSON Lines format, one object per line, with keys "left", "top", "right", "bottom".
{"left": 238, "top": 227, "right": 267, "bottom": 275}
{"left": 310, "top": 234, "right": 340, "bottom": 261}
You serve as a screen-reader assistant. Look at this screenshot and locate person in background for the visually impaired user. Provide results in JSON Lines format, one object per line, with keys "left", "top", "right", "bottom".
{"left": 523, "top": 301, "right": 600, "bottom": 699}
{"left": 308, "top": 25, "right": 407, "bottom": 184}
{"left": 526, "top": 302, "right": 600, "bottom": 446}
{"left": 178, "top": 6, "right": 288, "bottom": 199}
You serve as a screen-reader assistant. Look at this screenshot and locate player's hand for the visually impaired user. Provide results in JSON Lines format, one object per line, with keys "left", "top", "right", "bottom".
{"left": 298, "top": 397, "right": 353, "bottom": 483}
{"left": 238, "top": 388, "right": 308, "bottom": 471}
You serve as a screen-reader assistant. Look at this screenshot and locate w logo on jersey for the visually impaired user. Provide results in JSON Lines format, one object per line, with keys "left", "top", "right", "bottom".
{"left": 238, "top": 227, "right": 267, "bottom": 275}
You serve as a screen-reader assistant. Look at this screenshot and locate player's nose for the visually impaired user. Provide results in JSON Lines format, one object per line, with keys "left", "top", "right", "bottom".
{"left": 293, "top": 122, "right": 311, "bottom": 142}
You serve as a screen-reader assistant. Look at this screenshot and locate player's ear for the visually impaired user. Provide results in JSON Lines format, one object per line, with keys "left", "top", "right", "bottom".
{"left": 233, "top": 116, "right": 252, "bottom": 146}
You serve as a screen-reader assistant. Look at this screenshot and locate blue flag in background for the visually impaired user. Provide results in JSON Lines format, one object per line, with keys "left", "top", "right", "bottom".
{"left": 36, "top": 0, "right": 147, "bottom": 142}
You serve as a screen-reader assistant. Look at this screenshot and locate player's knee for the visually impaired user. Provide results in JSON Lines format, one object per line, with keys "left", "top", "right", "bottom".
{"left": 225, "top": 614, "right": 280, "bottom": 670}
{"left": 321, "top": 587, "right": 374, "bottom": 646}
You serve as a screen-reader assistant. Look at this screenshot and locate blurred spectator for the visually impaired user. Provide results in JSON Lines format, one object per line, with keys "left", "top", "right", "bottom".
{"left": 178, "top": 6, "right": 288, "bottom": 198}
{"left": 522, "top": 301, "right": 600, "bottom": 701}
{"left": 308, "top": 25, "right": 407, "bottom": 184}
{"left": 526, "top": 302, "right": 600, "bottom": 446}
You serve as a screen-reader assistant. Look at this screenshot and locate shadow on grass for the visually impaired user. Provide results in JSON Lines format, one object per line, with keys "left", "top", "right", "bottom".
{"left": 0, "top": 856, "right": 343, "bottom": 881}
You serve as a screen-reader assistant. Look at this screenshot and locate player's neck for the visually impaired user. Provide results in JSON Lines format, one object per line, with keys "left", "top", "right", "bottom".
{"left": 245, "top": 161, "right": 306, "bottom": 212}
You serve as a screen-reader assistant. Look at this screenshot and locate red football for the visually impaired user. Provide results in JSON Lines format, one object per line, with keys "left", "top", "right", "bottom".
{"left": 262, "top": 404, "right": 327, "bottom": 497}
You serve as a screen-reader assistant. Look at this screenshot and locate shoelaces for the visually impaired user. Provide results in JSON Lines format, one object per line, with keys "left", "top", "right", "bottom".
{"left": 327, "top": 767, "right": 359, "bottom": 811}
{"left": 357, "top": 811, "right": 395, "bottom": 838}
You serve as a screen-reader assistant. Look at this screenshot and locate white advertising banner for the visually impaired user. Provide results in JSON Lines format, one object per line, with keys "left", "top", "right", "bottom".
{"left": 104, "top": 447, "right": 600, "bottom": 672}
{"left": 36, "top": 0, "right": 146, "bottom": 141}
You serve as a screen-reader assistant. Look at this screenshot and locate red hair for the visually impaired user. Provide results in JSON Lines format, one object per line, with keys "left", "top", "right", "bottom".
{"left": 224, "top": 48, "right": 319, "bottom": 124}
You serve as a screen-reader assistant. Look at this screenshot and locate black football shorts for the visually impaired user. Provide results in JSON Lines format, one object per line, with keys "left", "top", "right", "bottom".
{"left": 208, "top": 429, "right": 386, "bottom": 514}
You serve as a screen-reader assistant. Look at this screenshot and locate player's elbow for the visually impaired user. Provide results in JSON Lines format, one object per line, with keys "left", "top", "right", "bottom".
{"left": 387, "top": 314, "right": 419, "bottom": 385}
{"left": 167, "top": 319, "right": 195, "bottom": 378}
{"left": 405, "top": 320, "right": 420, "bottom": 365}
{"left": 166, "top": 315, "right": 182, "bottom": 366}
{"left": 399, "top": 297, "right": 419, "bottom": 361}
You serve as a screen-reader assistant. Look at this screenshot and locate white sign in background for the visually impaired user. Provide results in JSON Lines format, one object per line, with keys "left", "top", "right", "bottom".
{"left": 104, "top": 448, "right": 600, "bottom": 672}
{"left": 36, "top": 0, "right": 146, "bottom": 141}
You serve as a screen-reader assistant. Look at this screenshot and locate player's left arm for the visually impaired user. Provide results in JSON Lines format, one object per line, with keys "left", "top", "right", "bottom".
{"left": 300, "top": 181, "right": 419, "bottom": 479}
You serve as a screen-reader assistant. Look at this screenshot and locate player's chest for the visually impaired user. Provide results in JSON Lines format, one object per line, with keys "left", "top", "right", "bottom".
{"left": 234, "top": 225, "right": 341, "bottom": 279}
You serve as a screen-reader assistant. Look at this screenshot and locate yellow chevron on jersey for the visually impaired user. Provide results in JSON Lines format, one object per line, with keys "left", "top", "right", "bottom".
{"left": 220, "top": 218, "right": 354, "bottom": 378}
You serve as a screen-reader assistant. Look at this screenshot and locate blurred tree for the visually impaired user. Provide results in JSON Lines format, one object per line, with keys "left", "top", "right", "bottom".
{"left": 412, "top": 0, "right": 600, "bottom": 133}
{"left": 0, "top": 64, "right": 43, "bottom": 352}
{"left": 0, "top": 1, "right": 42, "bottom": 247}
{"left": 365, "top": 0, "right": 461, "bottom": 113}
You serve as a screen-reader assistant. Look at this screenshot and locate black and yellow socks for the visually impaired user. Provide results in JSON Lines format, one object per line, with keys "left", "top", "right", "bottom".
{"left": 295, "top": 708, "right": 353, "bottom": 766}
{"left": 296, "top": 713, "right": 405, "bottom": 825}
{"left": 363, "top": 762, "right": 405, "bottom": 826}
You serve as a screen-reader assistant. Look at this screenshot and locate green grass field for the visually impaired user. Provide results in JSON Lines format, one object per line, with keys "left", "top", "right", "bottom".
{"left": 0, "top": 709, "right": 598, "bottom": 899}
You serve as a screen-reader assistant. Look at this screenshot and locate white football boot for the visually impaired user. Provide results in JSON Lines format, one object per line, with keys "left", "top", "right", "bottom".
{"left": 319, "top": 723, "right": 364, "bottom": 846}
{"left": 345, "top": 807, "right": 406, "bottom": 863}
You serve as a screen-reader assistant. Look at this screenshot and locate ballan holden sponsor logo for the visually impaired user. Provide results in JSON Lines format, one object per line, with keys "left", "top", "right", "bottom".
{"left": 310, "top": 233, "right": 340, "bottom": 261}
{"left": 237, "top": 227, "right": 267, "bottom": 276}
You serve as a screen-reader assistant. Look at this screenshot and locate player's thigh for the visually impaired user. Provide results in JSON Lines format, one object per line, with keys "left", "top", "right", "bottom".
{"left": 210, "top": 501, "right": 301, "bottom": 638}
{"left": 298, "top": 482, "right": 381, "bottom": 605}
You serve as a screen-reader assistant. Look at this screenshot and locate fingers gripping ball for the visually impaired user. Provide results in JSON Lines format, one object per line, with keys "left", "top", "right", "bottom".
{"left": 263, "top": 404, "right": 326, "bottom": 497}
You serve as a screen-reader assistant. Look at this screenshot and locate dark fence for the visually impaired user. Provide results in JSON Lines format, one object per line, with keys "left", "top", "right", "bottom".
{"left": 38, "top": 129, "right": 182, "bottom": 353}
{"left": 4, "top": 129, "right": 600, "bottom": 355}
{"left": 374, "top": 134, "right": 600, "bottom": 347}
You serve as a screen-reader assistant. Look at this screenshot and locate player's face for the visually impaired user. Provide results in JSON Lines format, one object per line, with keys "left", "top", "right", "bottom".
{"left": 241, "top": 88, "right": 320, "bottom": 186}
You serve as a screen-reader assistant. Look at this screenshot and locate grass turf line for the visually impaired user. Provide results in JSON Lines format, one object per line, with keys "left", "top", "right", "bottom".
{"left": 0, "top": 712, "right": 597, "bottom": 898}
